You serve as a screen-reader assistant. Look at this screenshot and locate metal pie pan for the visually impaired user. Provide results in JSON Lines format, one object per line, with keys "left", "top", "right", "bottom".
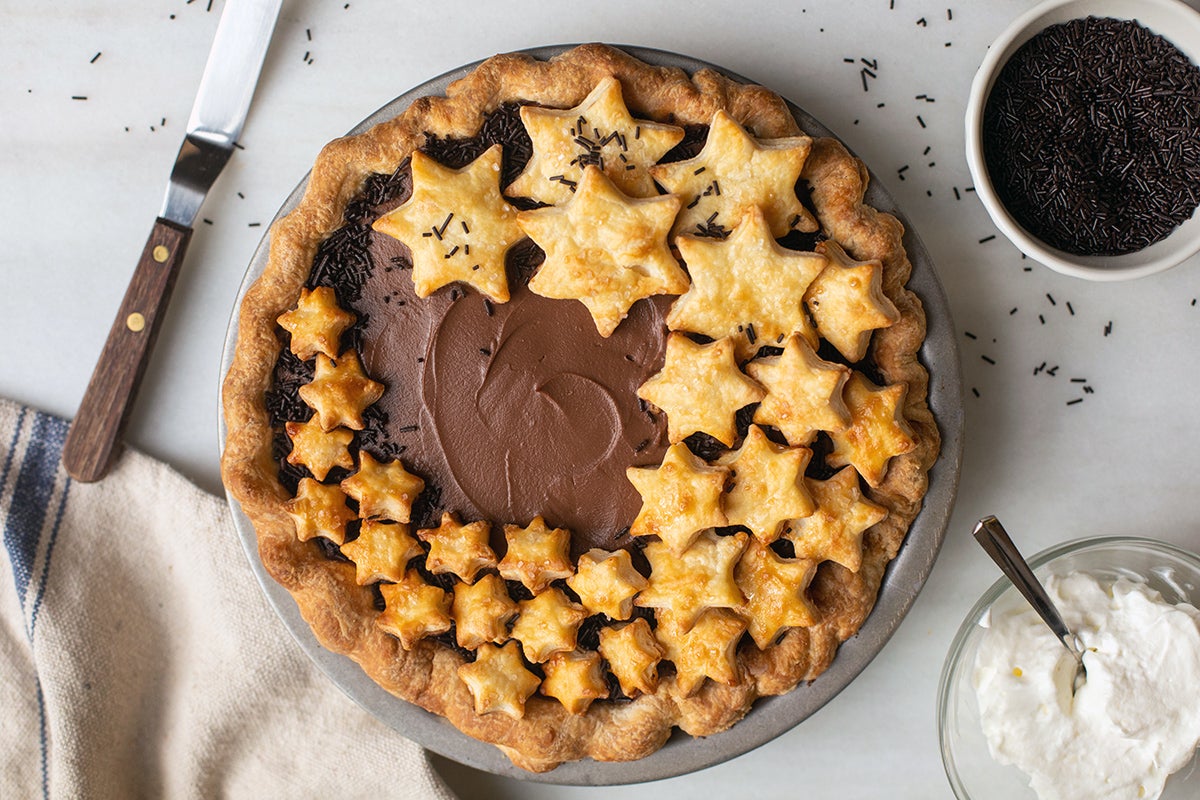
{"left": 219, "top": 44, "right": 964, "bottom": 785}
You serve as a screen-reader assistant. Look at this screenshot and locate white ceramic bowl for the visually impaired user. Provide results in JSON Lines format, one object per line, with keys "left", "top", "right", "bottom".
{"left": 964, "top": 0, "right": 1200, "bottom": 281}
{"left": 938, "top": 536, "right": 1200, "bottom": 799}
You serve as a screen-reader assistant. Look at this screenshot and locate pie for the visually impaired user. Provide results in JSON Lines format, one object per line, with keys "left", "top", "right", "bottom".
{"left": 221, "top": 44, "right": 940, "bottom": 773}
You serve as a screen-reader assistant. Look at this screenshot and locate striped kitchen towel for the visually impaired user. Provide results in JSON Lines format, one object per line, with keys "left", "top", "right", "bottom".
{"left": 0, "top": 399, "right": 456, "bottom": 799}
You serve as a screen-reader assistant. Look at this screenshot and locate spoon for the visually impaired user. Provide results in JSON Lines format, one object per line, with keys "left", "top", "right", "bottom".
{"left": 973, "top": 515, "right": 1087, "bottom": 694}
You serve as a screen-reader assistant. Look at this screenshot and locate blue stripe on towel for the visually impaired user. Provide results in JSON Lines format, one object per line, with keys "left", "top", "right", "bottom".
{"left": 0, "top": 408, "right": 70, "bottom": 800}
{"left": 29, "top": 475, "right": 70, "bottom": 638}
{"left": 3, "top": 412, "right": 69, "bottom": 612}
{"left": 0, "top": 406, "right": 28, "bottom": 495}
{"left": 36, "top": 682, "right": 49, "bottom": 799}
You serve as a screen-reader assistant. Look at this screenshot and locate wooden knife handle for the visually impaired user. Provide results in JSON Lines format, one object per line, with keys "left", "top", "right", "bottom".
{"left": 62, "top": 218, "right": 193, "bottom": 482}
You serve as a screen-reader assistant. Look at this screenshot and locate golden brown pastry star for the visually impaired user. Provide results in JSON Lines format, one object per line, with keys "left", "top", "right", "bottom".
{"left": 636, "top": 530, "right": 748, "bottom": 630}
{"left": 540, "top": 650, "right": 609, "bottom": 715}
{"left": 458, "top": 641, "right": 542, "bottom": 719}
{"left": 510, "top": 587, "right": 589, "bottom": 663}
{"left": 416, "top": 512, "right": 497, "bottom": 584}
{"left": 746, "top": 333, "right": 850, "bottom": 447}
{"left": 284, "top": 416, "right": 354, "bottom": 482}
{"left": 786, "top": 466, "right": 887, "bottom": 573}
{"left": 339, "top": 450, "right": 425, "bottom": 524}
{"left": 655, "top": 607, "right": 747, "bottom": 697}
{"left": 372, "top": 145, "right": 523, "bottom": 303}
{"left": 277, "top": 286, "right": 356, "bottom": 361}
{"left": 827, "top": 371, "right": 916, "bottom": 488}
{"left": 451, "top": 573, "right": 518, "bottom": 650}
{"left": 297, "top": 350, "right": 384, "bottom": 432}
{"left": 807, "top": 240, "right": 900, "bottom": 363}
{"left": 627, "top": 442, "right": 729, "bottom": 555}
{"left": 566, "top": 549, "right": 647, "bottom": 622}
{"left": 636, "top": 333, "right": 764, "bottom": 446}
{"left": 283, "top": 477, "right": 356, "bottom": 545}
{"left": 518, "top": 165, "right": 687, "bottom": 337}
{"left": 718, "top": 424, "right": 815, "bottom": 544}
{"left": 669, "top": 206, "right": 827, "bottom": 360}
{"left": 498, "top": 516, "right": 574, "bottom": 594}
{"left": 597, "top": 618, "right": 664, "bottom": 698}
{"left": 735, "top": 537, "right": 819, "bottom": 649}
{"left": 508, "top": 75, "right": 685, "bottom": 205}
{"left": 376, "top": 569, "right": 452, "bottom": 650}
{"left": 650, "top": 109, "right": 816, "bottom": 239}
{"left": 339, "top": 519, "right": 423, "bottom": 585}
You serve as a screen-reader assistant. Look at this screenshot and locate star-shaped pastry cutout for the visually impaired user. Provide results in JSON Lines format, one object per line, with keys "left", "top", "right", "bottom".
{"left": 785, "top": 466, "right": 887, "bottom": 573}
{"left": 339, "top": 450, "right": 425, "bottom": 523}
{"left": 284, "top": 416, "right": 354, "bottom": 482}
{"left": 637, "top": 333, "right": 764, "bottom": 446}
{"left": 636, "top": 531, "right": 748, "bottom": 631}
{"left": 283, "top": 477, "right": 356, "bottom": 545}
{"left": 566, "top": 549, "right": 647, "bottom": 621}
{"left": 597, "top": 618, "right": 664, "bottom": 698}
{"left": 498, "top": 516, "right": 574, "bottom": 594}
{"left": 806, "top": 241, "right": 900, "bottom": 363}
{"left": 372, "top": 145, "right": 522, "bottom": 303}
{"left": 510, "top": 587, "right": 589, "bottom": 663}
{"left": 539, "top": 650, "right": 609, "bottom": 715}
{"left": 451, "top": 573, "right": 518, "bottom": 650}
{"left": 376, "top": 569, "right": 452, "bottom": 650}
{"left": 416, "top": 512, "right": 497, "bottom": 584}
{"left": 340, "top": 519, "right": 423, "bottom": 585}
{"left": 508, "top": 76, "right": 685, "bottom": 205}
{"left": 827, "top": 371, "right": 916, "bottom": 488}
{"left": 735, "top": 537, "right": 819, "bottom": 649}
{"left": 650, "top": 109, "right": 816, "bottom": 239}
{"left": 717, "top": 425, "right": 815, "bottom": 544}
{"left": 745, "top": 333, "right": 850, "bottom": 447}
{"left": 458, "top": 641, "right": 542, "bottom": 719}
{"left": 669, "top": 206, "right": 828, "bottom": 360}
{"left": 655, "top": 608, "right": 747, "bottom": 697}
{"left": 518, "top": 166, "right": 687, "bottom": 337}
{"left": 627, "top": 442, "right": 730, "bottom": 555}
{"left": 297, "top": 350, "right": 384, "bottom": 432}
{"left": 277, "top": 286, "right": 356, "bottom": 361}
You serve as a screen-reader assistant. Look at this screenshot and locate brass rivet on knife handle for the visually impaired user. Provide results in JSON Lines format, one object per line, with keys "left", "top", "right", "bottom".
{"left": 62, "top": 218, "right": 193, "bottom": 482}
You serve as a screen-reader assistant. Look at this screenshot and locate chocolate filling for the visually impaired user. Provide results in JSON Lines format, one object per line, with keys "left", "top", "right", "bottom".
{"left": 358, "top": 236, "right": 672, "bottom": 554}
{"left": 268, "top": 102, "right": 833, "bottom": 557}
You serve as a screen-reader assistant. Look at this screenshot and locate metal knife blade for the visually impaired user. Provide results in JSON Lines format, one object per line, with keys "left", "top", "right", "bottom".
{"left": 62, "top": 0, "right": 282, "bottom": 483}
{"left": 163, "top": 0, "right": 282, "bottom": 227}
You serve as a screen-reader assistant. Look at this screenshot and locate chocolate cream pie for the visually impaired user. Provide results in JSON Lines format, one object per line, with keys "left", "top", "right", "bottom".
{"left": 221, "top": 44, "right": 940, "bottom": 772}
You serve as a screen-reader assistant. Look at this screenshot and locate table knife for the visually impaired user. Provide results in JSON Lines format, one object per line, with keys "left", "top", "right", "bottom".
{"left": 62, "top": 0, "right": 282, "bottom": 483}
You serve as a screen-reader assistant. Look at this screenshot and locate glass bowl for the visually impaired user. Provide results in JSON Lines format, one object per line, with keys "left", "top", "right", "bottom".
{"left": 938, "top": 536, "right": 1200, "bottom": 800}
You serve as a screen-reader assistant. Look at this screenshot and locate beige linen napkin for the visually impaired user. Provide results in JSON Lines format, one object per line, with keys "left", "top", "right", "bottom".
{"left": 0, "top": 399, "right": 456, "bottom": 799}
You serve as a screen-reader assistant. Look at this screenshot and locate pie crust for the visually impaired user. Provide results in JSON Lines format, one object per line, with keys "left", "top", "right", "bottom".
{"left": 221, "top": 44, "right": 939, "bottom": 773}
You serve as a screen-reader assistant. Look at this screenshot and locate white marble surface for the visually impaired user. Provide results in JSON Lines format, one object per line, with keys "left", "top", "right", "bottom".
{"left": 6, "top": 0, "right": 1200, "bottom": 796}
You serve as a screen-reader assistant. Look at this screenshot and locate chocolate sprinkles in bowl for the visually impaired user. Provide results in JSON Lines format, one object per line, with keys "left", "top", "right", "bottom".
{"left": 964, "top": 0, "right": 1200, "bottom": 280}
{"left": 983, "top": 16, "right": 1200, "bottom": 256}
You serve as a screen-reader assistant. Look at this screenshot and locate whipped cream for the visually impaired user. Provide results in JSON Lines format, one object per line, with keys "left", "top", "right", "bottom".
{"left": 973, "top": 572, "right": 1200, "bottom": 800}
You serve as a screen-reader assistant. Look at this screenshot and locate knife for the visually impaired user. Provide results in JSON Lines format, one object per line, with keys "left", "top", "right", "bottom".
{"left": 62, "top": 0, "right": 282, "bottom": 483}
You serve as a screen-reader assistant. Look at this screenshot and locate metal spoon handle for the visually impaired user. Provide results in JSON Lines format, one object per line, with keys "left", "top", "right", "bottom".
{"left": 973, "top": 516, "right": 1083, "bottom": 660}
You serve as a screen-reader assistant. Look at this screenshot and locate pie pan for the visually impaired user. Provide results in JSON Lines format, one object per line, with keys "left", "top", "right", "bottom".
{"left": 219, "top": 44, "right": 964, "bottom": 784}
